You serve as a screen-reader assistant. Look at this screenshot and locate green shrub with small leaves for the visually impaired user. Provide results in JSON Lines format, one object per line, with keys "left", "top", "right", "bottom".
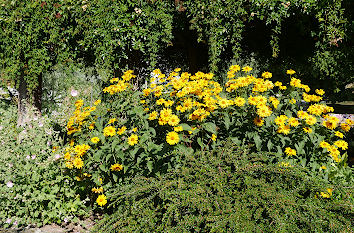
{"left": 93, "top": 143, "right": 353, "bottom": 233}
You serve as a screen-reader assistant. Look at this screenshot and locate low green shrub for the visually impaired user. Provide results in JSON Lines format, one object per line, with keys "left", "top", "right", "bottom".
{"left": 94, "top": 143, "right": 353, "bottom": 232}
{"left": 0, "top": 102, "right": 87, "bottom": 228}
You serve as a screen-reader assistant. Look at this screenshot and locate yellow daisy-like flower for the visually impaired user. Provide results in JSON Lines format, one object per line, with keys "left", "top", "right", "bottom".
{"left": 148, "top": 111, "right": 158, "bottom": 120}
{"left": 340, "top": 123, "right": 350, "bottom": 132}
{"left": 234, "top": 97, "right": 246, "bottom": 107}
{"left": 315, "top": 89, "right": 325, "bottom": 96}
{"left": 94, "top": 99, "right": 101, "bottom": 105}
{"left": 103, "top": 126, "right": 116, "bottom": 137}
{"left": 242, "top": 66, "right": 252, "bottom": 73}
{"left": 289, "top": 99, "right": 296, "bottom": 104}
{"left": 305, "top": 115, "right": 317, "bottom": 125}
{"left": 132, "top": 127, "right": 137, "bottom": 132}
{"left": 320, "top": 165, "right": 327, "bottom": 170}
{"left": 110, "top": 163, "right": 123, "bottom": 171}
{"left": 334, "top": 140, "right": 348, "bottom": 150}
{"left": 174, "top": 126, "right": 183, "bottom": 132}
{"left": 319, "top": 140, "right": 330, "bottom": 149}
{"left": 65, "top": 161, "right": 74, "bottom": 169}
{"left": 73, "top": 157, "right": 84, "bottom": 169}
{"left": 320, "top": 188, "right": 333, "bottom": 199}
{"left": 128, "top": 134, "right": 139, "bottom": 146}
{"left": 166, "top": 131, "right": 180, "bottom": 145}
{"left": 303, "top": 127, "right": 312, "bottom": 133}
{"left": 284, "top": 147, "right": 296, "bottom": 156}
{"left": 253, "top": 117, "right": 264, "bottom": 127}
{"left": 261, "top": 71, "right": 272, "bottom": 79}
{"left": 96, "top": 194, "right": 107, "bottom": 206}
{"left": 256, "top": 105, "right": 272, "bottom": 118}
{"left": 117, "top": 126, "right": 127, "bottom": 135}
{"left": 91, "top": 137, "right": 100, "bottom": 144}
{"left": 286, "top": 69, "right": 296, "bottom": 75}
{"left": 211, "top": 134, "right": 217, "bottom": 141}
{"left": 108, "top": 118, "right": 117, "bottom": 124}
{"left": 92, "top": 187, "right": 104, "bottom": 194}
{"left": 334, "top": 131, "right": 344, "bottom": 138}
{"left": 288, "top": 117, "right": 299, "bottom": 127}
{"left": 168, "top": 114, "right": 180, "bottom": 126}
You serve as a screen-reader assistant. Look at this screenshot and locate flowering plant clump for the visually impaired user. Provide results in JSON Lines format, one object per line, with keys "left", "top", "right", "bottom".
{"left": 63, "top": 67, "right": 353, "bottom": 207}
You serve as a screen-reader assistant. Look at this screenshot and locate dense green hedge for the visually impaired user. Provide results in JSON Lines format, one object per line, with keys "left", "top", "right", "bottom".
{"left": 93, "top": 144, "right": 353, "bottom": 232}
{"left": 1, "top": 0, "right": 352, "bottom": 101}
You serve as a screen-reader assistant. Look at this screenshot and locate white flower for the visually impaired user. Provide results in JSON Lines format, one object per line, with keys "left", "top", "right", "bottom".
{"left": 71, "top": 89, "right": 78, "bottom": 97}
{"left": 5, "top": 218, "right": 11, "bottom": 224}
{"left": 54, "top": 154, "right": 61, "bottom": 160}
{"left": 31, "top": 155, "right": 36, "bottom": 160}
{"left": 6, "top": 181, "right": 14, "bottom": 188}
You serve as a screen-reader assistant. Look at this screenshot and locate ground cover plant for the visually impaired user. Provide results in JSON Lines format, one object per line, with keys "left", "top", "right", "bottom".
{"left": 0, "top": 102, "right": 87, "bottom": 228}
{"left": 92, "top": 143, "right": 354, "bottom": 232}
{"left": 62, "top": 66, "right": 353, "bottom": 209}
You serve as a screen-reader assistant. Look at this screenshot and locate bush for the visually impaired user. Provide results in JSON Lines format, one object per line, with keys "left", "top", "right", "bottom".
{"left": 93, "top": 143, "right": 354, "bottom": 232}
{"left": 63, "top": 66, "right": 353, "bottom": 208}
{"left": 0, "top": 102, "right": 87, "bottom": 228}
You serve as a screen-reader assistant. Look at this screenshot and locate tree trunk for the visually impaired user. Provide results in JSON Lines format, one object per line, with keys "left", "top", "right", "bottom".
{"left": 17, "top": 76, "right": 28, "bottom": 126}
{"left": 32, "top": 73, "right": 43, "bottom": 112}
{"left": 17, "top": 74, "right": 42, "bottom": 126}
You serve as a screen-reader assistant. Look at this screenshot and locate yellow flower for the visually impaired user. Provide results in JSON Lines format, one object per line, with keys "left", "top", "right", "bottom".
{"left": 211, "top": 134, "right": 217, "bottom": 141}
{"left": 168, "top": 114, "right": 180, "bottom": 126}
{"left": 128, "top": 134, "right": 139, "bottom": 146}
{"left": 286, "top": 69, "right": 296, "bottom": 75}
{"left": 234, "top": 97, "right": 246, "bottom": 107}
{"left": 319, "top": 141, "right": 330, "bottom": 149}
{"left": 148, "top": 111, "right": 158, "bottom": 120}
{"left": 288, "top": 117, "right": 299, "bottom": 127}
{"left": 132, "top": 127, "right": 137, "bottom": 132}
{"left": 284, "top": 147, "right": 296, "bottom": 156}
{"left": 117, "top": 126, "right": 127, "bottom": 135}
{"left": 320, "top": 165, "right": 327, "bottom": 170}
{"left": 277, "top": 125, "right": 290, "bottom": 135}
{"left": 334, "top": 131, "right": 344, "bottom": 138}
{"left": 65, "top": 161, "right": 74, "bottom": 169}
{"left": 92, "top": 187, "right": 103, "bottom": 193}
{"left": 96, "top": 194, "right": 107, "bottom": 206}
{"left": 166, "top": 131, "right": 180, "bottom": 145}
{"left": 275, "top": 115, "right": 288, "bottom": 126}
{"left": 108, "top": 118, "right": 116, "bottom": 124}
{"left": 305, "top": 115, "right": 317, "bottom": 125}
{"left": 334, "top": 140, "right": 348, "bottom": 150}
{"left": 64, "top": 152, "right": 71, "bottom": 160}
{"left": 103, "top": 126, "right": 116, "bottom": 137}
{"left": 242, "top": 66, "right": 252, "bottom": 73}
{"left": 262, "top": 71, "right": 272, "bottom": 79}
{"left": 91, "top": 137, "right": 100, "bottom": 144}
{"left": 256, "top": 105, "right": 272, "bottom": 118}
{"left": 110, "top": 163, "right": 123, "bottom": 171}
{"left": 73, "top": 157, "right": 84, "bottom": 169}
{"left": 94, "top": 99, "right": 101, "bottom": 105}
{"left": 289, "top": 99, "right": 296, "bottom": 104}
{"left": 253, "top": 117, "right": 264, "bottom": 127}
{"left": 340, "top": 123, "right": 350, "bottom": 132}
{"left": 315, "top": 89, "right": 325, "bottom": 96}
{"left": 303, "top": 127, "right": 312, "bottom": 133}
{"left": 174, "top": 126, "right": 183, "bottom": 132}
{"left": 297, "top": 111, "right": 308, "bottom": 119}
{"left": 320, "top": 188, "right": 333, "bottom": 199}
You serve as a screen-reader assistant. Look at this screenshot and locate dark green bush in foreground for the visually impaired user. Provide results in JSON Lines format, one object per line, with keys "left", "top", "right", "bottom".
{"left": 94, "top": 144, "right": 353, "bottom": 232}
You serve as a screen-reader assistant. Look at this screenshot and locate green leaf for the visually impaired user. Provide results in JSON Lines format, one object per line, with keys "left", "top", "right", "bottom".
{"left": 147, "top": 161, "right": 153, "bottom": 172}
{"left": 202, "top": 122, "right": 217, "bottom": 134}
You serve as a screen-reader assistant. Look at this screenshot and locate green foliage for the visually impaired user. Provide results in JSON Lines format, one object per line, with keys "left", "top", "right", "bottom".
{"left": 0, "top": 102, "right": 87, "bottom": 228}
{"left": 0, "top": 0, "right": 75, "bottom": 91}
{"left": 93, "top": 143, "right": 354, "bottom": 232}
